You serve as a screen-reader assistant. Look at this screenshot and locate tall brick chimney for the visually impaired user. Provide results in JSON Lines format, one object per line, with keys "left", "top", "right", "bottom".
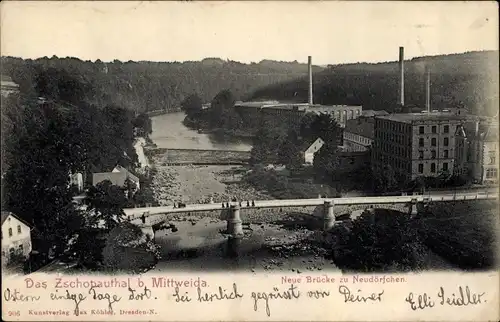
{"left": 399, "top": 47, "right": 405, "bottom": 106}
{"left": 308, "top": 56, "right": 313, "bottom": 105}
{"left": 426, "top": 66, "right": 431, "bottom": 112}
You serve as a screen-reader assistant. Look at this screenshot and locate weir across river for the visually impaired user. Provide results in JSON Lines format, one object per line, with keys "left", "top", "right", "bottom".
{"left": 147, "top": 148, "right": 251, "bottom": 165}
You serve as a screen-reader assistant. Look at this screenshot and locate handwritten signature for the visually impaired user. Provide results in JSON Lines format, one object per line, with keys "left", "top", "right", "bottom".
{"left": 406, "top": 286, "right": 486, "bottom": 311}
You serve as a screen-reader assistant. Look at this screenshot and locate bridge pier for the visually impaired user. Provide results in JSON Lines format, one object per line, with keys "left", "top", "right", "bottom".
{"left": 323, "top": 201, "right": 335, "bottom": 231}
{"left": 409, "top": 198, "right": 418, "bottom": 217}
{"left": 226, "top": 205, "right": 243, "bottom": 237}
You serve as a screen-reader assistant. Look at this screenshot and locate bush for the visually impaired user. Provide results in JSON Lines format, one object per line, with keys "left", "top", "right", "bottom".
{"left": 102, "top": 222, "right": 159, "bottom": 272}
{"left": 244, "top": 168, "right": 334, "bottom": 199}
{"left": 417, "top": 201, "right": 497, "bottom": 270}
{"left": 69, "top": 228, "right": 107, "bottom": 270}
{"left": 330, "top": 209, "right": 427, "bottom": 272}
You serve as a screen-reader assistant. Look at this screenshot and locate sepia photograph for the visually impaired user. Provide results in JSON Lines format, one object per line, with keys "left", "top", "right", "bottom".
{"left": 1, "top": 0, "right": 498, "bottom": 283}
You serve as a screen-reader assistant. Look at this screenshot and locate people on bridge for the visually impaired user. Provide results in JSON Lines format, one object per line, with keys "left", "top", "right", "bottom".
{"left": 239, "top": 201, "right": 242, "bottom": 207}
{"left": 141, "top": 214, "right": 146, "bottom": 224}
{"left": 173, "top": 202, "right": 177, "bottom": 208}
{"left": 252, "top": 200, "right": 255, "bottom": 207}
{"left": 246, "top": 201, "right": 250, "bottom": 207}
{"left": 226, "top": 202, "right": 230, "bottom": 208}
{"left": 222, "top": 202, "right": 225, "bottom": 208}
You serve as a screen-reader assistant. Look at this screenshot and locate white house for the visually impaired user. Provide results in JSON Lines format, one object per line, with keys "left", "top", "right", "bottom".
{"left": 93, "top": 165, "right": 141, "bottom": 191}
{"left": 1, "top": 211, "right": 33, "bottom": 264}
{"left": 304, "top": 137, "right": 325, "bottom": 165}
{"left": 69, "top": 172, "right": 84, "bottom": 192}
{"left": 112, "top": 165, "right": 141, "bottom": 190}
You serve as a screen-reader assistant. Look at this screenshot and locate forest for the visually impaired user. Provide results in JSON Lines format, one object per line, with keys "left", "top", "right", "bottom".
{"left": 249, "top": 50, "right": 499, "bottom": 116}
{"left": 1, "top": 56, "right": 322, "bottom": 113}
{"left": 1, "top": 66, "right": 156, "bottom": 271}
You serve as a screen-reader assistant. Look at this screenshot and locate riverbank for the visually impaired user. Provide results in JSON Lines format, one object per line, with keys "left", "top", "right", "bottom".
{"left": 149, "top": 164, "right": 271, "bottom": 205}
{"left": 183, "top": 115, "right": 255, "bottom": 139}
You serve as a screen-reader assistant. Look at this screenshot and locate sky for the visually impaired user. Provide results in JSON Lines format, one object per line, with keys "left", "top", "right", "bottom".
{"left": 1, "top": 1, "right": 498, "bottom": 65}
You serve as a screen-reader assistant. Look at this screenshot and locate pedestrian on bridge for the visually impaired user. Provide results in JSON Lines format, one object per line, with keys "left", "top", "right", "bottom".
{"left": 239, "top": 201, "right": 242, "bottom": 207}
{"left": 222, "top": 202, "right": 225, "bottom": 208}
{"left": 246, "top": 201, "right": 250, "bottom": 207}
{"left": 226, "top": 202, "right": 230, "bottom": 208}
{"left": 252, "top": 200, "right": 255, "bottom": 207}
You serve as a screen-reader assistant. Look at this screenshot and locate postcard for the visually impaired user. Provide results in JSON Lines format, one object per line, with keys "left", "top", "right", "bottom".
{"left": 1, "top": 1, "right": 499, "bottom": 321}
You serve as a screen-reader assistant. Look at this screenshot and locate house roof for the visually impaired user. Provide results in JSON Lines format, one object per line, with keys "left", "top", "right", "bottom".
{"left": 93, "top": 172, "right": 130, "bottom": 187}
{"left": 304, "top": 137, "right": 325, "bottom": 153}
{"left": 344, "top": 118, "right": 375, "bottom": 139}
{"left": 1, "top": 211, "right": 32, "bottom": 228}
{"left": 376, "top": 112, "right": 471, "bottom": 124}
{"left": 113, "top": 165, "right": 140, "bottom": 183}
{"left": 457, "top": 120, "right": 498, "bottom": 141}
{"left": 362, "top": 110, "right": 389, "bottom": 117}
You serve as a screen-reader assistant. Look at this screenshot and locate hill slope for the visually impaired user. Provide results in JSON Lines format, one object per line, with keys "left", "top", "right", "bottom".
{"left": 249, "top": 51, "right": 499, "bottom": 116}
{"left": 1, "top": 56, "right": 323, "bottom": 113}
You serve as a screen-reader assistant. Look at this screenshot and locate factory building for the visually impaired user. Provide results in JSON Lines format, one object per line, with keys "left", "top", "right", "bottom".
{"left": 233, "top": 56, "right": 362, "bottom": 128}
{"left": 372, "top": 112, "right": 470, "bottom": 181}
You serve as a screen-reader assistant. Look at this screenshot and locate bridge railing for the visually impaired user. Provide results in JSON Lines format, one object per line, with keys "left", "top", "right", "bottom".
{"left": 123, "top": 191, "right": 498, "bottom": 222}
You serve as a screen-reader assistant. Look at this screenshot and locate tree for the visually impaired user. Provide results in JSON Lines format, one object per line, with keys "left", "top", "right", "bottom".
{"left": 299, "top": 112, "right": 318, "bottom": 139}
{"left": 313, "top": 142, "right": 340, "bottom": 181}
{"left": 86, "top": 180, "right": 128, "bottom": 230}
{"left": 370, "top": 165, "right": 400, "bottom": 193}
{"left": 132, "top": 113, "right": 153, "bottom": 137}
{"left": 250, "top": 117, "right": 288, "bottom": 165}
{"left": 133, "top": 187, "right": 156, "bottom": 207}
{"left": 181, "top": 94, "right": 203, "bottom": 119}
{"left": 331, "top": 209, "right": 427, "bottom": 272}
{"left": 209, "top": 89, "right": 241, "bottom": 129}
{"left": 309, "top": 113, "right": 343, "bottom": 146}
{"left": 278, "top": 129, "right": 303, "bottom": 169}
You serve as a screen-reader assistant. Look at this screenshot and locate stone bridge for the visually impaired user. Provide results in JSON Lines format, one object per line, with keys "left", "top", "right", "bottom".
{"left": 125, "top": 191, "right": 497, "bottom": 239}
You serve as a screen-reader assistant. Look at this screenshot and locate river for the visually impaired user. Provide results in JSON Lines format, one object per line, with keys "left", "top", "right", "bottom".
{"left": 150, "top": 112, "right": 253, "bottom": 151}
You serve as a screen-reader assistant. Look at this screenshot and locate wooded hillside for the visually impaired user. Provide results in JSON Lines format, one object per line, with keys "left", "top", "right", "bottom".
{"left": 249, "top": 51, "right": 499, "bottom": 116}
{"left": 1, "top": 56, "right": 323, "bottom": 112}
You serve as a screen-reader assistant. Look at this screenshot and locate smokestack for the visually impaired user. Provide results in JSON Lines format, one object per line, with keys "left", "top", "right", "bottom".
{"left": 399, "top": 47, "right": 405, "bottom": 106}
{"left": 426, "top": 66, "right": 431, "bottom": 112}
{"left": 308, "top": 56, "right": 313, "bottom": 105}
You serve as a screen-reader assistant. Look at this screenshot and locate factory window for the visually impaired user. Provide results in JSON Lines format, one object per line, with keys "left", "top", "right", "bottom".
{"left": 431, "top": 150, "right": 436, "bottom": 159}
{"left": 444, "top": 150, "right": 449, "bottom": 158}
{"left": 444, "top": 137, "right": 449, "bottom": 146}
{"left": 8, "top": 228, "right": 12, "bottom": 237}
{"left": 432, "top": 126, "right": 437, "bottom": 134}
{"left": 490, "top": 156, "right": 496, "bottom": 165}
{"left": 431, "top": 163, "right": 436, "bottom": 173}
{"left": 419, "top": 138, "right": 424, "bottom": 147}
{"left": 431, "top": 138, "right": 437, "bottom": 147}
{"left": 17, "top": 225, "right": 21, "bottom": 234}
{"left": 419, "top": 126, "right": 425, "bottom": 134}
{"left": 444, "top": 125, "right": 449, "bottom": 133}
{"left": 443, "top": 162, "right": 448, "bottom": 171}
{"left": 486, "top": 169, "right": 498, "bottom": 179}
{"left": 418, "top": 164, "right": 424, "bottom": 173}
{"left": 419, "top": 151, "right": 424, "bottom": 159}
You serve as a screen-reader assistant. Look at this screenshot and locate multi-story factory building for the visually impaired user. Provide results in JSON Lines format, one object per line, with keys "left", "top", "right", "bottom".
{"left": 372, "top": 112, "right": 468, "bottom": 181}
{"left": 233, "top": 101, "right": 362, "bottom": 128}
